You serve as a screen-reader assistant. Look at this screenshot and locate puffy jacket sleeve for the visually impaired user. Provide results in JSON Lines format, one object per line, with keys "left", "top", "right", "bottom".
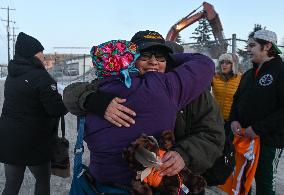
{"left": 165, "top": 53, "right": 215, "bottom": 110}
{"left": 63, "top": 81, "right": 91, "bottom": 116}
{"left": 173, "top": 90, "right": 225, "bottom": 174}
{"left": 35, "top": 70, "right": 67, "bottom": 117}
{"left": 63, "top": 79, "right": 115, "bottom": 116}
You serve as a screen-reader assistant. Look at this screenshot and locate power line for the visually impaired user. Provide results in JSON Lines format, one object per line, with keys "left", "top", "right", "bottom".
{"left": 11, "top": 24, "right": 18, "bottom": 55}
{"left": 0, "top": 15, "right": 7, "bottom": 28}
{"left": 1, "top": 6, "right": 15, "bottom": 63}
{"left": 0, "top": 18, "right": 6, "bottom": 42}
{"left": 9, "top": 0, "right": 16, "bottom": 9}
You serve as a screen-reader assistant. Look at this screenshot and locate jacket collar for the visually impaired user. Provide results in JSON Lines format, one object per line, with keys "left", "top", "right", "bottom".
{"left": 8, "top": 54, "right": 45, "bottom": 77}
{"left": 252, "top": 56, "right": 282, "bottom": 76}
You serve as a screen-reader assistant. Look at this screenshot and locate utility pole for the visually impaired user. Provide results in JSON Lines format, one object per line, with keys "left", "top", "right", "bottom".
{"left": 53, "top": 52, "right": 57, "bottom": 78}
{"left": 83, "top": 54, "right": 86, "bottom": 81}
{"left": 1, "top": 7, "right": 16, "bottom": 63}
{"left": 12, "top": 23, "right": 18, "bottom": 56}
{"left": 232, "top": 34, "right": 237, "bottom": 55}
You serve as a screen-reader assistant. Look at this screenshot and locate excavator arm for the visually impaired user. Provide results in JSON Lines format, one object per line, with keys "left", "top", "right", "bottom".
{"left": 166, "top": 2, "right": 228, "bottom": 57}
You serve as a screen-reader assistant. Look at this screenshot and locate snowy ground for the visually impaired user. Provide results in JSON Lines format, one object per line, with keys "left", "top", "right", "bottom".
{"left": 0, "top": 80, "right": 283, "bottom": 194}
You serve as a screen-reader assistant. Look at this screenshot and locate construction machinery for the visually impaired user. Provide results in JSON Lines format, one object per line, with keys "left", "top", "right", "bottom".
{"left": 166, "top": 2, "right": 228, "bottom": 58}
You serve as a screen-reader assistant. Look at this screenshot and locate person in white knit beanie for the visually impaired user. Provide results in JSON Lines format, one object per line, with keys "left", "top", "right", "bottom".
{"left": 212, "top": 53, "right": 242, "bottom": 132}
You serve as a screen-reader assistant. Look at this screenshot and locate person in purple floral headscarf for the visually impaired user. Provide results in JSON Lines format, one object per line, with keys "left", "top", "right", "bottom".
{"left": 79, "top": 38, "right": 215, "bottom": 193}
{"left": 90, "top": 40, "right": 140, "bottom": 88}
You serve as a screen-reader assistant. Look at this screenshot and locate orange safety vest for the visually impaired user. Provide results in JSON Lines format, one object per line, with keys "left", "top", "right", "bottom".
{"left": 219, "top": 132, "right": 260, "bottom": 195}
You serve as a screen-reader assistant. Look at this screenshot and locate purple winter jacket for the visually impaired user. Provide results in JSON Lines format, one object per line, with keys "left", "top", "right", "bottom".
{"left": 85, "top": 53, "right": 215, "bottom": 185}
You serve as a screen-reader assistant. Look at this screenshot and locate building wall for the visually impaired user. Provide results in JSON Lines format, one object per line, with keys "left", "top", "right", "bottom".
{"left": 65, "top": 55, "right": 92, "bottom": 75}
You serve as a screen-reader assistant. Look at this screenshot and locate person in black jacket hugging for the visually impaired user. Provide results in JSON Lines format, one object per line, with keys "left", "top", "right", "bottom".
{"left": 0, "top": 32, "right": 67, "bottom": 195}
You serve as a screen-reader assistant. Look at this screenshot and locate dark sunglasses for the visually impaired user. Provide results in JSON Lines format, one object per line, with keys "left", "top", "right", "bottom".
{"left": 138, "top": 51, "right": 167, "bottom": 62}
{"left": 220, "top": 60, "right": 232, "bottom": 65}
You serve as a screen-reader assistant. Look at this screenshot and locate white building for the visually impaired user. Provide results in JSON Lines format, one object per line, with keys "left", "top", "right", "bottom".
{"left": 65, "top": 54, "right": 93, "bottom": 75}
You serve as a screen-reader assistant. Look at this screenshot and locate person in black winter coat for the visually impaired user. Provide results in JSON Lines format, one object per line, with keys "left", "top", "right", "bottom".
{"left": 230, "top": 29, "right": 284, "bottom": 195}
{"left": 0, "top": 32, "right": 67, "bottom": 195}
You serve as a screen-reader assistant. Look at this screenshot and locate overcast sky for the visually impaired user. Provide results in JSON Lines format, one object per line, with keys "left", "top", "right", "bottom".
{"left": 0, "top": 0, "right": 283, "bottom": 64}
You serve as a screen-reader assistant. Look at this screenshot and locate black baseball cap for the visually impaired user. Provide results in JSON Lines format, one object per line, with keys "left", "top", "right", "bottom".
{"left": 131, "top": 30, "right": 173, "bottom": 53}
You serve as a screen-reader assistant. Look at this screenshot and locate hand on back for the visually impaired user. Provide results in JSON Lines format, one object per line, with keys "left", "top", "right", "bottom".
{"left": 104, "top": 97, "right": 136, "bottom": 127}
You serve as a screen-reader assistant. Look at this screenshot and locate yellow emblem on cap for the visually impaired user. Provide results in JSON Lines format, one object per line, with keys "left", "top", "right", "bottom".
{"left": 144, "top": 32, "right": 163, "bottom": 40}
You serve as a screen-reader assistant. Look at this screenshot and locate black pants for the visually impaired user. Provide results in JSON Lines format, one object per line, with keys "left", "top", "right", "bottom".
{"left": 248, "top": 145, "right": 283, "bottom": 195}
{"left": 2, "top": 161, "right": 51, "bottom": 195}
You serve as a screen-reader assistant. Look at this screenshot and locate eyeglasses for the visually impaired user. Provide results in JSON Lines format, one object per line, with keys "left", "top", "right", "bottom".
{"left": 138, "top": 51, "right": 167, "bottom": 62}
{"left": 220, "top": 60, "right": 232, "bottom": 65}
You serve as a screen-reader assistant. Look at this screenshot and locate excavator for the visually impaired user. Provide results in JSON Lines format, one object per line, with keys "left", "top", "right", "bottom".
{"left": 166, "top": 2, "right": 228, "bottom": 58}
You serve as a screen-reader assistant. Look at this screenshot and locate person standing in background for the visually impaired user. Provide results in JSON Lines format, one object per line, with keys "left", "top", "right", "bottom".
{"left": 212, "top": 53, "right": 241, "bottom": 134}
{"left": 0, "top": 32, "right": 67, "bottom": 195}
{"left": 230, "top": 29, "right": 284, "bottom": 195}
